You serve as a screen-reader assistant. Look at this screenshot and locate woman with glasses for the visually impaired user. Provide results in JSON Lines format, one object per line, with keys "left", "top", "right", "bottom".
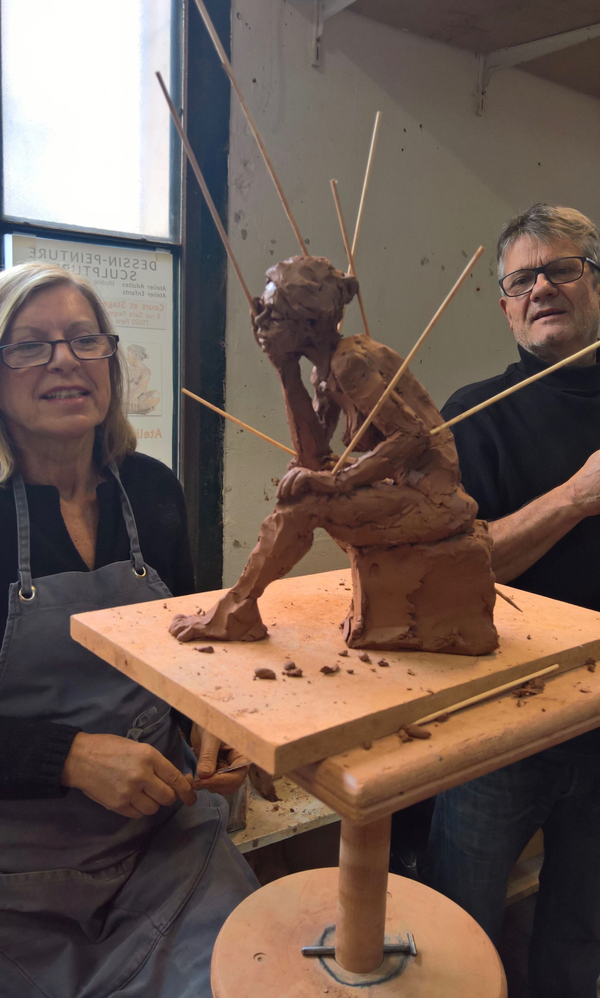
{"left": 0, "top": 262, "right": 256, "bottom": 998}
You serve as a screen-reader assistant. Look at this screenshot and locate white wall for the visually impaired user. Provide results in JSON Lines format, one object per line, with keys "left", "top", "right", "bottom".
{"left": 221, "top": 0, "right": 600, "bottom": 585}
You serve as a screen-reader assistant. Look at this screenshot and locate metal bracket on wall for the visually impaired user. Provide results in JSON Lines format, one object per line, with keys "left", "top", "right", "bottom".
{"left": 476, "top": 21, "right": 600, "bottom": 115}
{"left": 310, "top": 0, "right": 357, "bottom": 67}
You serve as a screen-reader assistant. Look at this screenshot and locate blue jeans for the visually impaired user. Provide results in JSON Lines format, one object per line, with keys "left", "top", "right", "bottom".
{"left": 426, "top": 746, "right": 600, "bottom": 998}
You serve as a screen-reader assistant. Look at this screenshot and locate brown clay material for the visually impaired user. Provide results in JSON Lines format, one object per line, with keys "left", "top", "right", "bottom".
{"left": 402, "top": 723, "right": 431, "bottom": 740}
{"left": 254, "top": 668, "right": 276, "bottom": 680}
{"left": 321, "top": 664, "right": 340, "bottom": 675}
{"left": 169, "top": 255, "right": 498, "bottom": 657}
{"left": 249, "top": 764, "right": 279, "bottom": 802}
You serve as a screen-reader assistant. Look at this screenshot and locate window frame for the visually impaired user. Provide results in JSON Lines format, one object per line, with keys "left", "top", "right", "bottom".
{"left": 0, "top": 0, "right": 230, "bottom": 590}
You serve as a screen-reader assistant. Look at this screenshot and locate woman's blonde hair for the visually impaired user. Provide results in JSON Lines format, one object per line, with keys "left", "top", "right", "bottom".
{"left": 0, "top": 261, "right": 136, "bottom": 483}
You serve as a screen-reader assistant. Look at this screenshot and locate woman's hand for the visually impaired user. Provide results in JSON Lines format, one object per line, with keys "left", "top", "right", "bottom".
{"left": 61, "top": 732, "right": 196, "bottom": 819}
{"left": 190, "top": 724, "right": 249, "bottom": 795}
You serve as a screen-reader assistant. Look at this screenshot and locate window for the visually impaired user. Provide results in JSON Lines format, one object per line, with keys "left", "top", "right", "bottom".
{"left": 2, "top": 0, "right": 180, "bottom": 240}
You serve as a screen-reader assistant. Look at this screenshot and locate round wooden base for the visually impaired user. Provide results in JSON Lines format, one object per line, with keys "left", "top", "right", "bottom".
{"left": 211, "top": 869, "right": 507, "bottom": 997}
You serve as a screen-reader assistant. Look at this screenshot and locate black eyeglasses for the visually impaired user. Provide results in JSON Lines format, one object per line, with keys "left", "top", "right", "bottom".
{"left": 499, "top": 257, "right": 600, "bottom": 297}
{"left": 0, "top": 333, "right": 119, "bottom": 370}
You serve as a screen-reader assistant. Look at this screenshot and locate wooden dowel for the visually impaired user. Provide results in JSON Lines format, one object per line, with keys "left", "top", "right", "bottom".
{"left": 432, "top": 339, "right": 600, "bottom": 437}
{"left": 335, "top": 815, "right": 391, "bottom": 973}
{"left": 351, "top": 111, "right": 381, "bottom": 261}
{"left": 182, "top": 388, "right": 296, "bottom": 456}
{"left": 330, "top": 179, "right": 371, "bottom": 339}
{"left": 193, "top": 0, "right": 308, "bottom": 257}
{"left": 495, "top": 587, "right": 522, "bottom": 611}
{"left": 332, "top": 246, "right": 485, "bottom": 473}
{"left": 413, "top": 663, "right": 559, "bottom": 727}
{"left": 338, "top": 112, "right": 381, "bottom": 338}
{"left": 156, "top": 73, "right": 257, "bottom": 317}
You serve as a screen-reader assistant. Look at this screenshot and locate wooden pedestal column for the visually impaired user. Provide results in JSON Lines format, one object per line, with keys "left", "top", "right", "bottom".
{"left": 335, "top": 815, "right": 391, "bottom": 973}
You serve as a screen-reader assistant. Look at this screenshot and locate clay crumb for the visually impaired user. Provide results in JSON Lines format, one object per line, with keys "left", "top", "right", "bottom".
{"left": 196, "top": 609, "right": 204, "bottom": 616}
{"left": 254, "top": 668, "right": 277, "bottom": 680}
{"left": 285, "top": 667, "right": 303, "bottom": 677}
{"left": 283, "top": 661, "right": 297, "bottom": 672}
{"left": 358, "top": 652, "right": 371, "bottom": 663}
{"left": 320, "top": 664, "right": 340, "bottom": 675}
{"left": 403, "top": 723, "right": 431, "bottom": 740}
{"left": 436, "top": 712, "right": 450, "bottom": 722}
{"left": 398, "top": 728, "right": 412, "bottom": 742}
{"left": 526, "top": 634, "right": 531, "bottom": 640}
{"left": 271, "top": 804, "right": 279, "bottom": 811}
{"left": 407, "top": 668, "right": 416, "bottom": 676}
{"left": 195, "top": 645, "right": 214, "bottom": 654}
{"left": 378, "top": 659, "right": 390, "bottom": 667}
{"left": 339, "top": 649, "right": 349, "bottom": 657}
{"left": 346, "top": 669, "right": 355, "bottom": 674}
{"left": 363, "top": 740, "right": 373, "bottom": 750}
{"left": 585, "top": 658, "right": 597, "bottom": 672}
{"left": 513, "top": 677, "right": 545, "bottom": 698}
{"left": 162, "top": 603, "right": 168, "bottom": 609}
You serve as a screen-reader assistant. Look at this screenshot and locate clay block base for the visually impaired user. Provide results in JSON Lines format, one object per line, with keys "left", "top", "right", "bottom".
{"left": 343, "top": 522, "right": 498, "bottom": 655}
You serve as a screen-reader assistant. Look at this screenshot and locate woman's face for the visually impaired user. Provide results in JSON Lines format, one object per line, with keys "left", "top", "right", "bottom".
{"left": 0, "top": 284, "right": 112, "bottom": 451}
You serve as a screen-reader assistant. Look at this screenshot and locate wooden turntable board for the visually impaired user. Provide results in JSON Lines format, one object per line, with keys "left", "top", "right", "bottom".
{"left": 71, "top": 569, "right": 600, "bottom": 774}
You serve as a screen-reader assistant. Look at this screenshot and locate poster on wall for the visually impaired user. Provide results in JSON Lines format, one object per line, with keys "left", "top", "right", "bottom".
{"left": 4, "top": 233, "right": 175, "bottom": 468}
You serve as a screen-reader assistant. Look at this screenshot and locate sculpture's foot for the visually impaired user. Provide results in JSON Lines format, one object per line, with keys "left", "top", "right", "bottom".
{"left": 169, "top": 592, "right": 268, "bottom": 643}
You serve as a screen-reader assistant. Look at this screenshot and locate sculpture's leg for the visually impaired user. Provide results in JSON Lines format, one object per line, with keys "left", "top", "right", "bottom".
{"left": 171, "top": 504, "right": 317, "bottom": 642}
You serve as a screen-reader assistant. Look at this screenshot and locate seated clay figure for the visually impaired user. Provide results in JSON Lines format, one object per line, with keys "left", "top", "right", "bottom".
{"left": 171, "top": 256, "right": 498, "bottom": 655}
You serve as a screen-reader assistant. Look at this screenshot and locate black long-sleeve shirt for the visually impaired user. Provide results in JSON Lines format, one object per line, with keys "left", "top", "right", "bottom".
{"left": 0, "top": 452, "right": 195, "bottom": 798}
{"left": 443, "top": 344, "right": 600, "bottom": 751}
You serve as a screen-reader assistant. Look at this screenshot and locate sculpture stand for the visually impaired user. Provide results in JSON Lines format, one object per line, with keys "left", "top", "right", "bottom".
{"left": 211, "top": 815, "right": 506, "bottom": 997}
{"left": 71, "top": 572, "right": 600, "bottom": 997}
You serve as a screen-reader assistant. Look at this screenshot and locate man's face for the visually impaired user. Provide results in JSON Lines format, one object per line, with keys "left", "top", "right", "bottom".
{"left": 500, "top": 235, "right": 600, "bottom": 365}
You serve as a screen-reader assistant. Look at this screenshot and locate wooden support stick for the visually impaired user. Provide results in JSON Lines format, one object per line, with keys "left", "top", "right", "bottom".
{"left": 338, "top": 112, "right": 381, "bottom": 337}
{"left": 182, "top": 388, "right": 296, "bottom": 456}
{"left": 193, "top": 0, "right": 308, "bottom": 257}
{"left": 157, "top": 72, "right": 256, "bottom": 317}
{"left": 432, "top": 339, "right": 600, "bottom": 437}
{"left": 335, "top": 814, "right": 391, "bottom": 973}
{"left": 330, "top": 179, "right": 371, "bottom": 339}
{"left": 351, "top": 111, "right": 381, "bottom": 261}
{"left": 332, "top": 246, "right": 485, "bottom": 473}
{"left": 413, "top": 663, "right": 559, "bottom": 727}
{"left": 495, "top": 588, "right": 522, "bottom": 611}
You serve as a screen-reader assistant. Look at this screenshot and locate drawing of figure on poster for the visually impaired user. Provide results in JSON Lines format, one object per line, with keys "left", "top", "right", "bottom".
{"left": 126, "top": 343, "right": 162, "bottom": 415}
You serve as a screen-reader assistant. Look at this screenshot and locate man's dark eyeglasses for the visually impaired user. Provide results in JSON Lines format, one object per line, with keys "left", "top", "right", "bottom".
{"left": 499, "top": 257, "right": 600, "bottom": 297}
{"left": 0, "top": 333, "right": 119, "bottom": 369}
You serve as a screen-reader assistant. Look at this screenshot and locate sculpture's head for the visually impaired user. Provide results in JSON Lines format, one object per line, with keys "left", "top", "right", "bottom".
{"left": 254, "top": 255, "right": 358, "bottom": 362}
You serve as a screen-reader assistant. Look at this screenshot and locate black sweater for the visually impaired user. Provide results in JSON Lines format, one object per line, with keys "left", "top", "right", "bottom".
{"left": 443, "top": 345, "right": 600, "bottom": 751}
{"left": 0, "top": 452, "right": 195, "bottom": 798}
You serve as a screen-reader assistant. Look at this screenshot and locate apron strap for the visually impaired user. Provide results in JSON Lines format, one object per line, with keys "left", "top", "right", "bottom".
{"left": 108, "top": 461, "right": 146, "bottom": 576}
{"left": 11, "top": 462, "right": 146, "bottom": 597}
{"left": 12, "top": 473, "right": 34, "bottom": 599}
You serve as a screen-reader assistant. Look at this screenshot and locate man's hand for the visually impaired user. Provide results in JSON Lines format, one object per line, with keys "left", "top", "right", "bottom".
{"left": 277, "top": 466, "right": 346, "bottom": 501}
{"left": 567, "top": 449, "right": 600, "bottom": 516}
{"left": 61, "top": 732, "right": 196, "bottom": 819}
{"left": 190, "top": 724, "right": 249, "bottom": 795}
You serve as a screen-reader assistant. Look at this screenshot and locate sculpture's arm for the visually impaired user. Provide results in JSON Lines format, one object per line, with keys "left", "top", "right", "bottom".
{"left": 274, "top": 357, "right": 333, "bottom": 471}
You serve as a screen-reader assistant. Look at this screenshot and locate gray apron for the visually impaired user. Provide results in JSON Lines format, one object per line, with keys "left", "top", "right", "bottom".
{"left": 0, "top": 464, "right": 256, "bottom": 998}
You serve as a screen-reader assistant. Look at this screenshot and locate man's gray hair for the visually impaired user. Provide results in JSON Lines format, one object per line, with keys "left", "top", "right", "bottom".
{"left": 497, "top": 203, "right": 600, "bottom": 279}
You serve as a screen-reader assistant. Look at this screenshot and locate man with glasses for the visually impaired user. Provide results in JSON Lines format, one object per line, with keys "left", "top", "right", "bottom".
{"left": 427, "top": 204, "right": 600, "bottom": 998}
